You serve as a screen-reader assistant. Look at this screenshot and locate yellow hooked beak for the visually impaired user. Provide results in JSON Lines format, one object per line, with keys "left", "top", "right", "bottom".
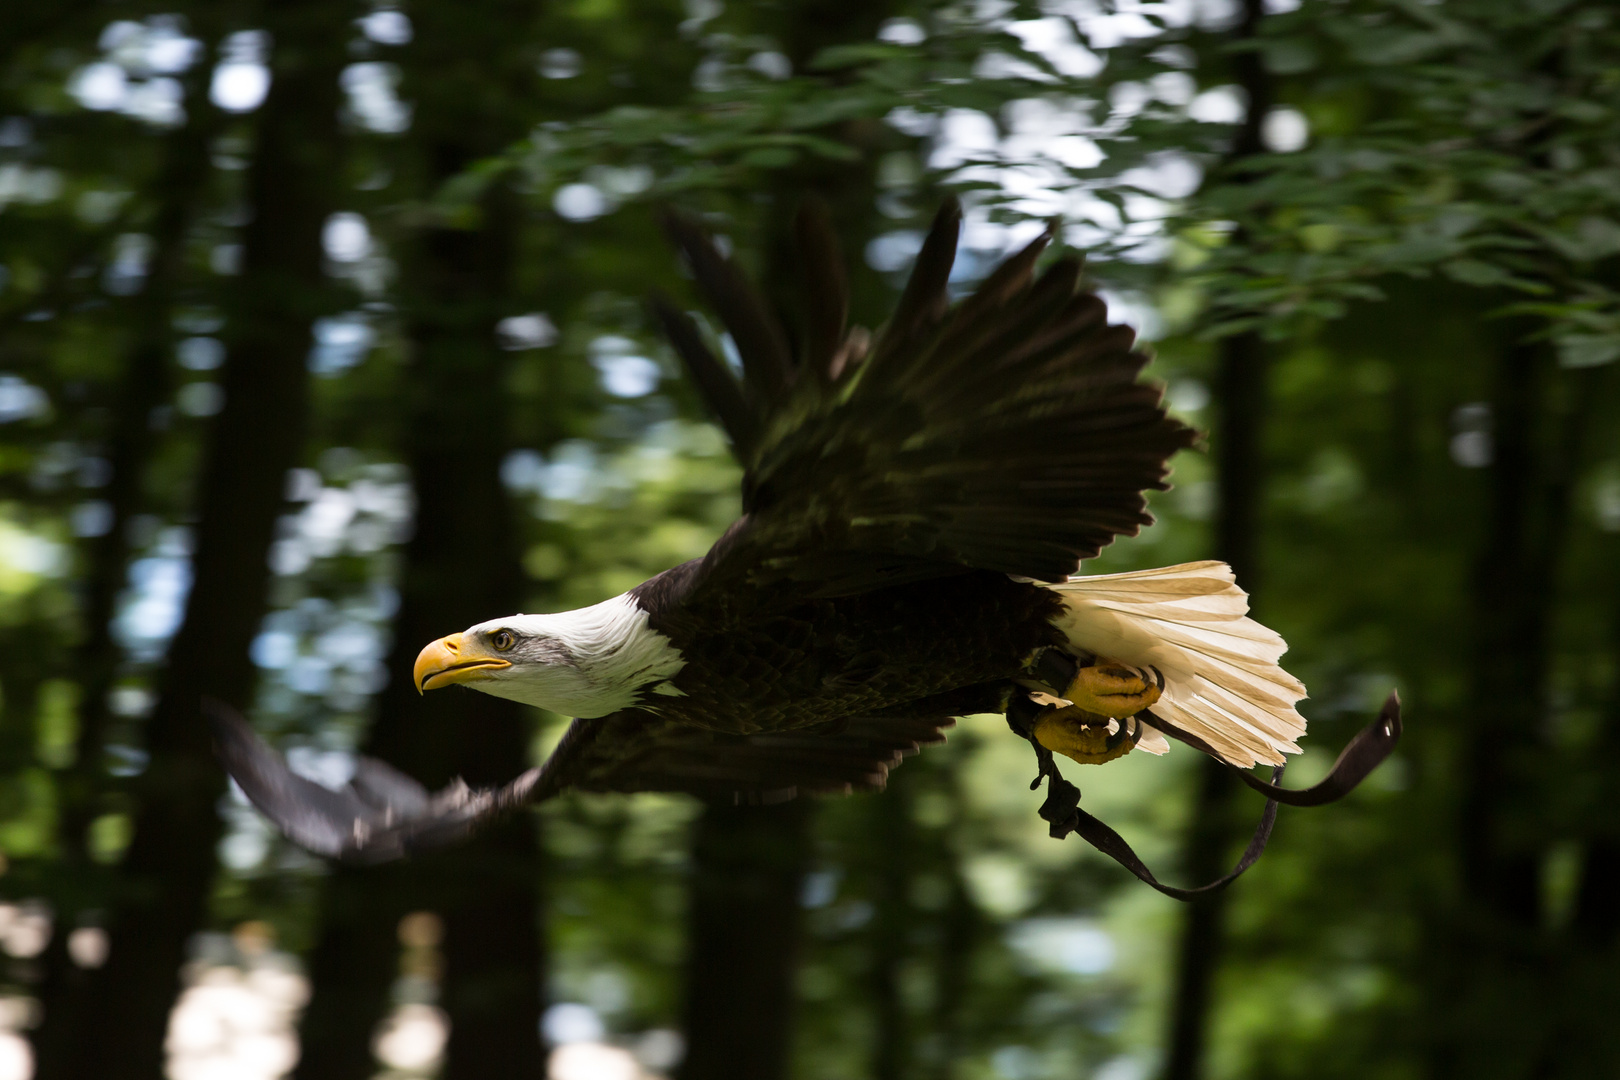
{"left": 413, "top": 632, "right": 512, "bottom": 694}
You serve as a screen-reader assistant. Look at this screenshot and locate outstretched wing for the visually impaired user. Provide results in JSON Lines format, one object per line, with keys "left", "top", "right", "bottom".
{"left": 554, "top": 704, "right": 968, "bottom": 802}
{"left": 652, "top": 199, "right": 1197, "bottom": 601}
{"left": 211, "top": 698, "right": 965, "bottom": 860}
{"left": 211, "top": 703, "right": 561, "bottom": 863}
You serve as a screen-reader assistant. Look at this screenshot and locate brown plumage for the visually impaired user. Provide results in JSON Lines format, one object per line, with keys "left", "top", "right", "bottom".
{"left": 215, "top": 200, "right": 1399, "bottom": 881}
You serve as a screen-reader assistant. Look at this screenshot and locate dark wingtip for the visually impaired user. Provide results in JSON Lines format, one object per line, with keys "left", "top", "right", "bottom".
{"left": 204, "top": 697, "right": 263, "bottom": 780}
{"left": 657, "top": 208, "right": 795, "bottom": 404}
{"left": 202, "top": 698, "right": 583, "bottom": 865}
{"left": 202, "top": 694, "right": 238, "bottom": 730}
{"left": 887, "top": 198, "right": 963, "bottom": 343}
{"left": 794, "top": 196, "right": 848, "bottom": 382}
{"left": 657, "top": 206, "right": 708, "bottom": 265}
{"left": 648, "top": 290, "right": 761, "bottom": 458}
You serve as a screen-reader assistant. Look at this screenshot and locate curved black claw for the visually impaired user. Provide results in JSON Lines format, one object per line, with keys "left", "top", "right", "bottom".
{"left": 207, "top": 701, "right": 541, "bottom": 864}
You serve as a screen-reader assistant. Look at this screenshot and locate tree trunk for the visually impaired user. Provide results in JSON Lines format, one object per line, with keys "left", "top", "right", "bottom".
{"left": 404, "top": 196, "right": 547, "bottom": 1080}
{"left": 295, "top": 2, "right": 547, "bottom": 1067}
{"left": 290, "top": 861, "right": 408, "bottom": 1080}
{"left": 926, "top": 856, "right": 980, "bottom": 1080}
{"left": 868, "top": 773, "right": 912, "bottom": 1080}
{"left": 1573, "top": 566, "right": 1620, "bottom": 946}
{"left": 1161, "top": 0, "right": 1271, "bottom": 1074}
{"left": 1162, "top": 327, "right": 1266, "bottom": 1080}
{"left": 1455, "top": 341, "right": 1549, "bottom": 928}
{"left": 30, "top": 46, "right": 221, "bottom": 1079}
{"left": 295, "top": 197, "right": 547, "bottom": 1080}
{"left": 1551, "top": 534, "right": 1620, "bottom": 1080}
{"left": 48, "top": 2, "right": 349, "bottom": 1076}
{"left": 677, "top": 800, "right": 812, "bottom": 1080}
{"left": 1432, "top": 346, "right": 1601, "bottom": 1080}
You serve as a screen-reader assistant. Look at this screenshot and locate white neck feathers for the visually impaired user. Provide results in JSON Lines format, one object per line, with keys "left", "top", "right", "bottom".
{"left": 467, "top": 593, "right": 685, "bottom": 717}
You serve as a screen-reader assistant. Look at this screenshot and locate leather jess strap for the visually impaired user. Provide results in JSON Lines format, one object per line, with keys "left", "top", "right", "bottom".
{"left": 1036, "top": 692, "right": 1403, "bottom": 901}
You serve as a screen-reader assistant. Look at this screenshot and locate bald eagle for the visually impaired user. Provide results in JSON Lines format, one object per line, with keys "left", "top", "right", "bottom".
{"left": 215, "top": 200, "right": 1399, "bottom": 892}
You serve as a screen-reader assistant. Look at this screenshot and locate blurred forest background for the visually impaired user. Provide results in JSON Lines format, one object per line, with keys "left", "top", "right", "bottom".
{"left": 0, "top": 0, "right": 1618, "bottom": 1078}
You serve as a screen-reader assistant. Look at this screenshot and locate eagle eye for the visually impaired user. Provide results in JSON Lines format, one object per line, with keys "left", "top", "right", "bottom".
{"left": 490, "top": 630, "right": 516, "bottom": 652}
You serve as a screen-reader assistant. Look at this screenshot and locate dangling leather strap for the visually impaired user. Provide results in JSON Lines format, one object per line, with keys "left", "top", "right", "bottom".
{"left": 1144, "top": 692, "right": 1403, "bottom": 807}
{"left": 1031, "top": 692, "right": 1403, "bottom": 900}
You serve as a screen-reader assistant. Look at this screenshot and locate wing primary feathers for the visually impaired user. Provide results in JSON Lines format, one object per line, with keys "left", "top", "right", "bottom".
{"left": 659, "top": 210, "right": 795, "bottom": 404}
{"left": 794, "top": 197, "right": 848, "bottom": 384}
{"left": 885, "top": 197, "right": 962, "bottom": 347}
{"left": 649, "top": 293, "right": 761, "bottom": 457}
{"left": 210, "top": 701, "right": 409, "bottom": 859}
{"left": 552, "top": 707, "right": 964, "bottom": 799}
{"left": 905, "top": 255, "right": 1086, "bottom": 399}
{"left": 656, "top": 198, "right": 1199, "bottom": 588}
{"left": 944, "top": 219, "right": 1058, "bottom": 332}
{"left": 210, "top": 699, "right": 606, "bottom": 863}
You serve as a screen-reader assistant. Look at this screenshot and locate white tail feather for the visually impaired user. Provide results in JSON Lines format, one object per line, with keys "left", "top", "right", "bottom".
{"left": 1045, "top": 561, "right": 1306, "bottom": 768}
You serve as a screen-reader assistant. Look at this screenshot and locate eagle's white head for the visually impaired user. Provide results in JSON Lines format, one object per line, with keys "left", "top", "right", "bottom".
{"left": 412, "top": 593, "right": 685, "bottom": 717}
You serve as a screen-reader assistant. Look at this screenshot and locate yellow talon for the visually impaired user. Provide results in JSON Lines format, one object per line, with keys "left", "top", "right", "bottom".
{"left": 1034, "top": 706, "right": 1139, "bottom": 765}
{"left": 1063, "top": 657, "right": 1161, "bottom": 718}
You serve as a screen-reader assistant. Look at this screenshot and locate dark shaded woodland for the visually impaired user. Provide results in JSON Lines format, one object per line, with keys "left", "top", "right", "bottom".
{"left": 0, "top": 1, "right": 1618, "bottom": 1078}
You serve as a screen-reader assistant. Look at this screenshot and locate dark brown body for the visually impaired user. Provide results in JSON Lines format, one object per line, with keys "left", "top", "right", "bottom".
{"left": 636, "top": 565, "right": 1066, "bottom": 735}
